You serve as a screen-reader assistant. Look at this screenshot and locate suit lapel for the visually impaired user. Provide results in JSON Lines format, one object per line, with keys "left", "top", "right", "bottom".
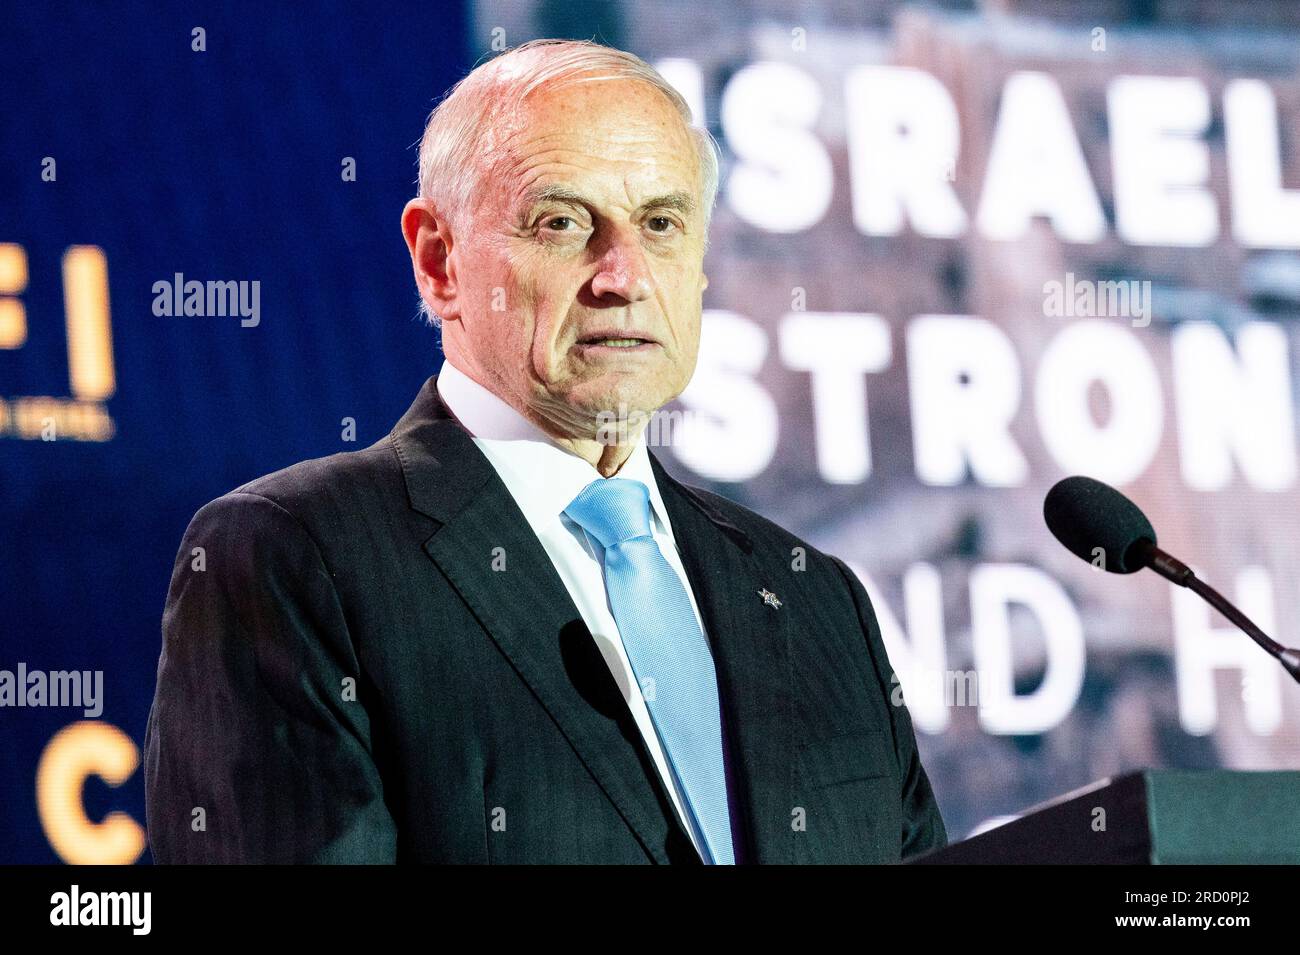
{"left": 389, "top": 375, "right": 680, "bottom": 863}
{"left": 649, "top": 451, "right": 797, "bottom": 865}
{"left": 388, "top": 374, "right": 795, "bottom": 864}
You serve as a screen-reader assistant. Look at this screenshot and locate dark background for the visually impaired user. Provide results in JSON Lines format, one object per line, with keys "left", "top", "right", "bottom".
{"left": 1, "top": 1, "right": 469, "bottom": 863}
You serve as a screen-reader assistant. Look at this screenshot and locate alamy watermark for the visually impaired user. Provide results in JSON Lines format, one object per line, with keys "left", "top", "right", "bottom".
{"left": 1, "top": 663, "right": 103, "bottom": 717}
{"left": 152, "top": 272, "right": 260, "bottom": 327}
{"left": 891, "top": 668, "right": 981, "bottom": 708}
{"left": 1043, "top": 272, "right": 1151, "bottom": 327}
{"left": 595, "top": 404, "right": 700, "bottom": 447}
{"left": 49, "top": 885, "right": 150, "bottom": 935}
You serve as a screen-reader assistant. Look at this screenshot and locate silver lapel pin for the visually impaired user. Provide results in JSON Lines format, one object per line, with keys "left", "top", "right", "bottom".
{"left": 758, "top": 587, "right": 782, "bottom": 610}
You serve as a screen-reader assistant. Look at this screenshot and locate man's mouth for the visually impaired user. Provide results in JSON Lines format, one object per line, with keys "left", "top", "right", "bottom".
{"left": 575, "top": 330, "right": 660, "bottom": 350}
{"left": 584, "top": 338, "right": 649, "bottom": 347}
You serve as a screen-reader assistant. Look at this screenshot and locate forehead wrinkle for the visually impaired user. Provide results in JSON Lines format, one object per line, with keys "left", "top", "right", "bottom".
{"left": 498, "top": 100, "right": 696, "bottom": 169}
{"left": 518, "top": 180, "right": 697, "bottom": 217}
{"left": 504, "top": 131, "right": 689, "bottom": 173}
{"left": 506, "top": 148, "right": 698, "bottom": 215}
{"left": 492, "top": 108, "right": 703, "bottom": 221}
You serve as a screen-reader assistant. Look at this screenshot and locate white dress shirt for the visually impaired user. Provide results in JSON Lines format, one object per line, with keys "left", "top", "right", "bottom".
{"left": 435, "top": 359, "right": 711, "bottom": 861}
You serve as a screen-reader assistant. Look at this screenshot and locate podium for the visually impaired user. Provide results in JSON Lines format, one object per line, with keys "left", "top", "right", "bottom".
{"left": 909, "top": 770, "right": 1300, "bottom": 864}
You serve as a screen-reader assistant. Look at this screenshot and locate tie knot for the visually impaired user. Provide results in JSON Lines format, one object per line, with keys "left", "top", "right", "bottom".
{"left": 564, "top": 478, "right": 654, "bottom": 549}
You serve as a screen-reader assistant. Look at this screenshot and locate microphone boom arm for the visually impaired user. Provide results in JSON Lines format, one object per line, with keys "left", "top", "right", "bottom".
{"left": 1131, "top": 538, "right": 1300, "bottom": 684}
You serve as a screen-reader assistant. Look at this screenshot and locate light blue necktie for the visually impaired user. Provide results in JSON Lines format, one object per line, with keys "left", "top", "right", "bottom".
{"left": 565, "top": 477, "right": 735, "bottom": 865}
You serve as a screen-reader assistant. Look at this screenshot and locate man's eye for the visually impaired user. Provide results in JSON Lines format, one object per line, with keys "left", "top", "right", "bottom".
{"left": 543, "top": 216, "right": 576, "bottom": 231}
{"left": 647, "top": 216, "right": 678, "bottom": 234}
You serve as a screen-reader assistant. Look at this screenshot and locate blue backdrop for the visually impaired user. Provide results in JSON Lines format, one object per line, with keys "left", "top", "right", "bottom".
{"left": 1, "top": 1, "right": 469, "bottom": 863}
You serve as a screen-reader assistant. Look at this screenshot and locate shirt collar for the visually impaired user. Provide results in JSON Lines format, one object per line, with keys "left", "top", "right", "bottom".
{"left": 435, "top": 358, "right": 676, "bottom": 538}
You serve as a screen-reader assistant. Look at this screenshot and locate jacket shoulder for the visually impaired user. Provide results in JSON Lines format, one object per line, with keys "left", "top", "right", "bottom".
{"left": 195, "top": 435, "right": 407, "bottom": 535}
{"left": 675, "top": 479, "right": 844, "bottom": 571}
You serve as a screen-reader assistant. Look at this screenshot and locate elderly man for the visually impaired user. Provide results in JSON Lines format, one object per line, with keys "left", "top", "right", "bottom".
{"left": 144, "top": 39, "right": 946, "bottom": 864}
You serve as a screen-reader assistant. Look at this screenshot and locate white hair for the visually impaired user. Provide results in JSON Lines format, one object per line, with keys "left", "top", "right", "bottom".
{"left": 413, "top": 38, "right": 720, "bottom": 326}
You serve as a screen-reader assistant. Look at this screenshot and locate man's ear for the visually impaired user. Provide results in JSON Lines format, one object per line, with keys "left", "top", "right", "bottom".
{"left": 401, "top": 198, "right": 460, "bottom": 322}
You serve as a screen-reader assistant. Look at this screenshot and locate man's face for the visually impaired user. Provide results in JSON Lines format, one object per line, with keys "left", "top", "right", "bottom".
{"left": 438, "top": 78, "right": 709, "bottom": 438}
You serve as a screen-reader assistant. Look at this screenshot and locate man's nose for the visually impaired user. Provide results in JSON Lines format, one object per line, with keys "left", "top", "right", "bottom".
{"left": 590, "top": 229, "right": 655, "bottom": 303}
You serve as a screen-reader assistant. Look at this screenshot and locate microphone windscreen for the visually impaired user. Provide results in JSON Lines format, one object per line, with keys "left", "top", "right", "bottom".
{"left": 1043, "top": 476, "right": 1156, "bottom": 574}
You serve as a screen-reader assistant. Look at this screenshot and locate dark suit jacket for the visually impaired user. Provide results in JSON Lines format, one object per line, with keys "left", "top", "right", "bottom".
{"left": 144, "top": 374, "right": 947, "bottom": 863}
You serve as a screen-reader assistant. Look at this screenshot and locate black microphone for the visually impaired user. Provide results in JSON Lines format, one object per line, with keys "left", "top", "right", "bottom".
{"left": 1044, "top": 475, "right": 1300, "bottom": 683}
